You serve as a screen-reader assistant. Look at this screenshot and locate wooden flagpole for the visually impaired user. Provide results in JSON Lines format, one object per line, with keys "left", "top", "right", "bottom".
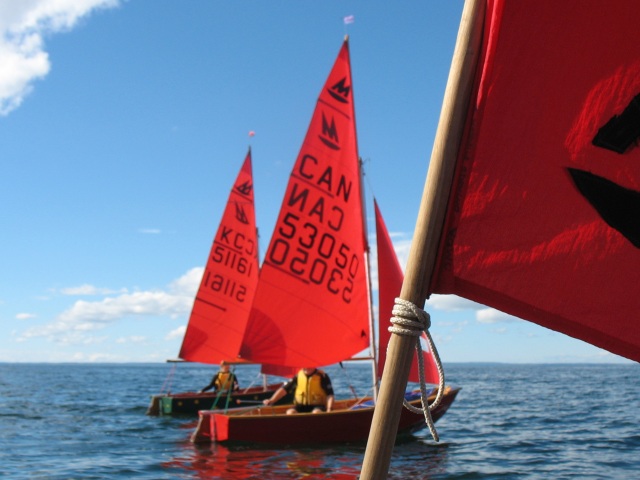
{"left": 360, "top": 0, "right": 486, "bottom": 478}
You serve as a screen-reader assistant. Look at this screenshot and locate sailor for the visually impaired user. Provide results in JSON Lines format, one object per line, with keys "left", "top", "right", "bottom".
{"left": 263, "top": 367, "right": 334, "bottom": 414}
{"left": 200, "top": 361, "right": 240, "bottom": 393}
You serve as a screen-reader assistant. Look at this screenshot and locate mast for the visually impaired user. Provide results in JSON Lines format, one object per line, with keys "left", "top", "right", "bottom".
{"left": 346, "top": 33, "right": 379, "bottom": 402}
{"left": 360, "top": 157, "right": 379, "bottom": 402}
{"left": 360, "top": 0, "right": 485, "bottom": 477}
{"left": 250, "top": 146, "right": 268, "bottom": 389}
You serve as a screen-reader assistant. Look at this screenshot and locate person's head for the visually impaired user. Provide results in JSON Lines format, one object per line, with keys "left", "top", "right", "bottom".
{"left": 220, "top": 361, "right": 230, "bottom": 372}
{"left": 302, "top": 367, "right": 316, "bottom": 376}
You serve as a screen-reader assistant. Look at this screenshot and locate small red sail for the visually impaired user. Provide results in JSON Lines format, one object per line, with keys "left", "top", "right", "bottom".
{"left": 430, "top": 0, "right": 640, "bottom": 361}
{"left": 375, "top": 200, "right": 439, "bottom": 384}
{"left": 179, "top": 151, "right": 259, "bottom": 364}
{"left": 240, "top": 39, "right": 370, "bottom": 367}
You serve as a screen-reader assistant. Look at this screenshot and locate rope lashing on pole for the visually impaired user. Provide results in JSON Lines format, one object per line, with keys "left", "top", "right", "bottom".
{"left": 388, "top": 297, "right": 446, "bottom": 442}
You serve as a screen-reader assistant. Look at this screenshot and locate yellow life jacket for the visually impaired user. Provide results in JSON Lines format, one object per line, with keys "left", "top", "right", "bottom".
{"left": 215, "top": 371, "right": 235, "bottom": 391}
{"left": 294, "top": 369, "right": 327, "bottom": 406}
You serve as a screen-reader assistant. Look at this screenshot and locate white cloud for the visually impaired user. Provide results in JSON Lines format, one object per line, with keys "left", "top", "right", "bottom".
{"left": 427, "top": 295, "right": 519, "bottom": 326}
{"left": 29, "top": 332, "right": 109, "bottom": 346}
{"left": 60, "top": 284, "right": 127, "bottom": 296}
{"left": 16, "top": 312, "right": 36, "bottom": 320}
{"left": 70, "top": 351, "right": 122, "bottom": 362}
{"left": 476, "top": 308, "right": 521, "bottom": 324}
{"left": 116, "top": 335, "right": 147, "bottom": 344}
{"left": 169, "top": 267, "right": 203, "bottom": 296}
{"left": 166, "top": 325, "right": 186, "bottom": 340}
{"left": 0, "top": 0, "right": 119, "bottom": 115}
{"left": 426, "top": 294, "right": 482, "bottom": 312}
{"left": 138, "top": 228, "right": 161, "bottom": 234}
{"left": 20, "top": 267, "right": 201, "bottom": 345}
{"left": 57, "top": 291, "right": 183, "bottom": 324}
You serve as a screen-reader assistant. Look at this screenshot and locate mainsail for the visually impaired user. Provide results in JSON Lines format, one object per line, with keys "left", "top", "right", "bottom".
{"left": 430, "top": 0, "right": 640, "bottom": 362}
{"left": 179, "top": 150, "right": 259, "bottom": 364}
{"left": 240, "top": 38, "right": 370, "bottom": 368}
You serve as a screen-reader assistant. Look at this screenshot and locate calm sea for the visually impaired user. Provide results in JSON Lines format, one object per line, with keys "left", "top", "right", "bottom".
{"left": 0, "top": 362, "right": 638, "bottom": 479}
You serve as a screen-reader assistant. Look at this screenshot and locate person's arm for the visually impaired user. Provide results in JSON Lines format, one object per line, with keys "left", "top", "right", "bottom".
{"left": 326, "top": 395, "right": 334, "bottom": 412}
{"left": 321, "top": 373, "right": 335, "bottom": 411}
{"left": 263, "top": 386, "right": 287, "bottom": 406}
{"left": 232, "top": 373, "right": 240, "bottom": 391}
{"left": 264, "top": 377, "right": 295, "bottom": 406}
{"left": 200, "top": 373, "right": 218, "bottom": 393}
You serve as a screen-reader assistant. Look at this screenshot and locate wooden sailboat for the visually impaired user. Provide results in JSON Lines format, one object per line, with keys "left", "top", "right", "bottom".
{"left": 147, "top": 151, "right": 292, "bottom": 416}
{"left": 192, "top": 199, "right": 459, "bottom": 444}
{"left": 190, "top": 37, "right": 459, "bottom": 444}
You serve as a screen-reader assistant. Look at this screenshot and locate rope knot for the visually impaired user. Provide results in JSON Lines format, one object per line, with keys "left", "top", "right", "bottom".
{"left": 389, "top": 297, "right": 431, "bottom": 336}
{"left": 387, "top": 297, "right": 445, "bottom": 442}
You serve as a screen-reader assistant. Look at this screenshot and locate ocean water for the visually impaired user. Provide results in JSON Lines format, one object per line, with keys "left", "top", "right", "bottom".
{"left": 0, "top": 362, "right": 638, "bottom": 479}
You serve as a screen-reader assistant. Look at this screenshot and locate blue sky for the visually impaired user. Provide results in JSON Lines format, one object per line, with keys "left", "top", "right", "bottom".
{"left": 0, "top": 0, "right": 629, "bottom": 364}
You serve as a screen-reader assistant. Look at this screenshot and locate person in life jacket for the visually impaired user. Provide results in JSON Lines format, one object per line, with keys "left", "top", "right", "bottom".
{"left": 200, "top": 361, "right": 240, "bottom": 393}
{"left": 263, "top": 367, "right": 334, "bottom": 414}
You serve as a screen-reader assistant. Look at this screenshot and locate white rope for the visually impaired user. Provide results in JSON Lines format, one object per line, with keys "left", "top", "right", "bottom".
{"left": 388, "top": 297, "right": 445, "bottom": 442}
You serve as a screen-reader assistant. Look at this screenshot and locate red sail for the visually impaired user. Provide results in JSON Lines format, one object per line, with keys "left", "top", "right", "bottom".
{"left": 240, "top": 39, "right": 370, "bottom": 367}
{"left": 260, "top": 363, "right": 299, "bottom": 378}
{"left": 179, "top": 151, "right": 259, "bottom": 364}
{"left": 375, "top": 200, "right": 439, "bottom": 383}
{"left": 431, "top": 0, "right": 640, "bottom": 362}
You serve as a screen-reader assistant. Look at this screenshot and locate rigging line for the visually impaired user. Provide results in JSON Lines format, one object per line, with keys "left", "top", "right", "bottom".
{"left": 338, "top": 361, "right": 360, "bottom": 400}
{"left": 240, "top": 370, "right": 264, "bottom": 393}
{"left": 222, "top": 364, "right": 237, "bottom": 412}
{"left": 208, "top": 366, "right": 235, "bottom": 412}
{"left": 160, "top": 362, "right": 177, "bottom": 394}
{"left": 388, "top": 297, "right": 445, "bottom": 442}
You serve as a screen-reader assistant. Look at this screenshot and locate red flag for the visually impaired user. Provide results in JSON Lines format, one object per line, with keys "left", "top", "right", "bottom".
{"left": 240, "top": 39, "right": 370, "bottom": 367}
{"left": 430, "top": 0, "right": 640, "bottom": 362}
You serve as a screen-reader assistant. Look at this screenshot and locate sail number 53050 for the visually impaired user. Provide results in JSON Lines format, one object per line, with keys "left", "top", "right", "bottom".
{"left": 268, "top": 212, "right": 360, "bottom": 303}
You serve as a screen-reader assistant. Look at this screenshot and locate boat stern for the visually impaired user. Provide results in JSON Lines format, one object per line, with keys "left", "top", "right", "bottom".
{"left": 146, "top": 395, "right": 162, "bottom": 416}
{"left": 191, "top": 410, "right": 215, "bottom": 443}
{"left": 191, "top": 410, "right": 233, "bottom": 443}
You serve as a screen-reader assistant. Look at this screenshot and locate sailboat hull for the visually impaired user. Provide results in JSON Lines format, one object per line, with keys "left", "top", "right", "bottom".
{"left": 191, "top": 386, "right": 460, "bottom": 444}
{"left": 146, "top": 383, "right": 291, "bottom": 416}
